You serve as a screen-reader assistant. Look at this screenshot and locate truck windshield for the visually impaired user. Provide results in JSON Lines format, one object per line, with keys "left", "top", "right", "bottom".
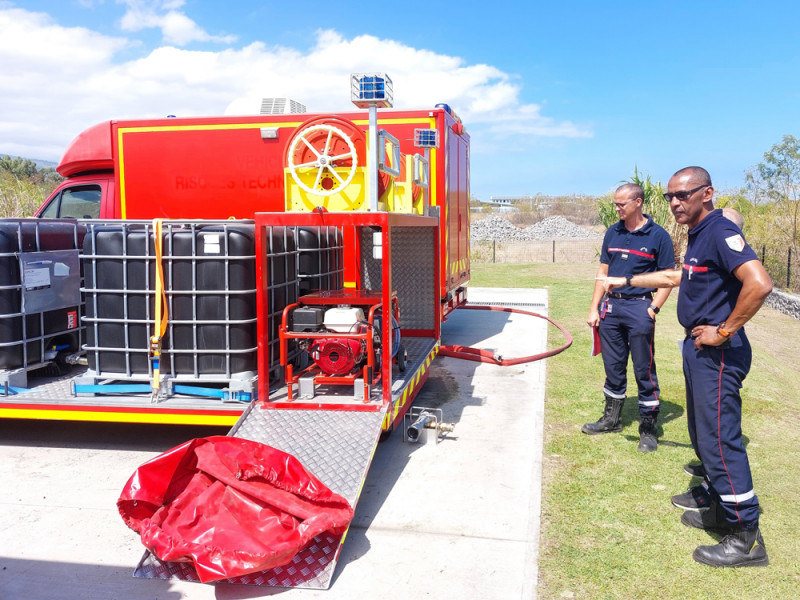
{"left": 40, "top": 185, "right": 101, "bottom": 219}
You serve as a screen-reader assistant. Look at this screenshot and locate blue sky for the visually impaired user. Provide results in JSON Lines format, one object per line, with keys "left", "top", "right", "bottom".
{"left": 2, "top": 0, "right": 799, "bottom": 199}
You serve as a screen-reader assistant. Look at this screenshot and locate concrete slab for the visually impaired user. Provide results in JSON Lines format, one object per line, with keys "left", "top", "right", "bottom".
{"left": 0, "top": 288, "right": 548, "bottom": 600}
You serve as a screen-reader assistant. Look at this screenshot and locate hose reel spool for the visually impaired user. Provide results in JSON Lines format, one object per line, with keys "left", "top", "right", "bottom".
{"left": 286, "top": 124, "right": 358, "bottom": 197}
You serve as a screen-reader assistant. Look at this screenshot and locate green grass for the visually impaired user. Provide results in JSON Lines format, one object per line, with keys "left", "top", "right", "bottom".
{"left": 470, "top": 262, "right": 800, "bottom": 600}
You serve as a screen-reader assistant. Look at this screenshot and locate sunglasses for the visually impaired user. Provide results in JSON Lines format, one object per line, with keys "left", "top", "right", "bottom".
{"left": 663, "top": 184, "right": 709, "bottom": 202}
{"left": 614, "top": 198, "right": 639, "bottom": 209}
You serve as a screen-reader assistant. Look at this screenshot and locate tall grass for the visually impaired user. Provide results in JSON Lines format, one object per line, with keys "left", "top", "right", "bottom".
{"left": 471, "top": 262, "right": 800, "bottom": 600}
{"left": 0, "top": 172, "right": 48, "bottom": 217}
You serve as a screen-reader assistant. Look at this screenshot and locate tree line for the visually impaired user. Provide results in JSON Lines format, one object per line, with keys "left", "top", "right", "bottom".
{"left": 597, "top": 136, "right": 800, "bottom": 292}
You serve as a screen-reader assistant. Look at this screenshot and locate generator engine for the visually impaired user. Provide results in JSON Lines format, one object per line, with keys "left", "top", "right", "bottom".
{"left": 293, "top": 305, "right": 367, "bottom": 376}
{"left": 310, "top": 337, "right": 365, "bottom": 376}
{"left": 291, "top": 303, "right": 402, "bottom": 378}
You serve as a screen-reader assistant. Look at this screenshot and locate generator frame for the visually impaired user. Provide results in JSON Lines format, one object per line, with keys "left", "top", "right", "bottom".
{"left": 253, "top": 209, "right": 441, "bottom": 433}
{"left": 279, "top": 291, "right": 401, "bottom": 402}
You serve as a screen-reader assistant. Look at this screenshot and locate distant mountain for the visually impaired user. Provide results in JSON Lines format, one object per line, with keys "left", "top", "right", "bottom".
{"left": 33, "top": 158, "right": 58, "bottom": 169}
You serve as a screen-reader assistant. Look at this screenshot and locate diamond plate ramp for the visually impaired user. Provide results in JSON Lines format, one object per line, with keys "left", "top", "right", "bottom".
{"left": 133, "top": 405, "right": 386, "bottom": 589}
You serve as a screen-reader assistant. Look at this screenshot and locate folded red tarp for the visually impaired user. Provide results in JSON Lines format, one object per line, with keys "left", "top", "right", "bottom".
{"left": 118, "top": 436, "right": 354, "bottom": 583}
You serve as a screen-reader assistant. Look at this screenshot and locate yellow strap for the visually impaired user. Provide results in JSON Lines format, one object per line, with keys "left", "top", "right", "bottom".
{"left": 150, "top": 219, "right": 168, "bottom": 393}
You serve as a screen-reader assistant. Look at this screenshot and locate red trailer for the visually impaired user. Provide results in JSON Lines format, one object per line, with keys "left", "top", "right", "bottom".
{"left": 1, "top": 74, "right": 470, "bottom": 589}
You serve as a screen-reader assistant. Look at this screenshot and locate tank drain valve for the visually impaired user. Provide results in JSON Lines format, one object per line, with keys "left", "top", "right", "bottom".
{"left": 404, "top": 407, "right": 455, "bottom": 445}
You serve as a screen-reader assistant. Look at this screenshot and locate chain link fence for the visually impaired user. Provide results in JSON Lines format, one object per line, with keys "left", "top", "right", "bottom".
{"left": 472, "top": 239, "right": 798, "bottom": 293}
{"left": 471, "top": 239, "right": 602, "bottom": 264}
{"left": 759, "top": 246, "right": 799, "bottom": 293}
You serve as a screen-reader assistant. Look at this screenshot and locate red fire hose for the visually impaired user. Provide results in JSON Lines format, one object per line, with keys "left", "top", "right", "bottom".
{"left": 438, "top": 304, "right": 573, "bottom": 365}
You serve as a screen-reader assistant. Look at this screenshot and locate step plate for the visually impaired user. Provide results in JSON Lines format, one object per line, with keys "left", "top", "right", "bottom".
{"left": 133, "top": 405, "right": 386, "bottom": 589}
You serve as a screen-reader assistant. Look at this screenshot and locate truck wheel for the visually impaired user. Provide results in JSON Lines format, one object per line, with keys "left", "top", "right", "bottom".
{"left": 397, "top": 344, "right": 407, "bottom": 372}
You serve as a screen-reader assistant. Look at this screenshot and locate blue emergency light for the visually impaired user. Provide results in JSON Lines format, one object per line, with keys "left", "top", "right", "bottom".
{"left": 351, "top": 73, "right": 393, "bottom": 108}
{"left": 414, "top": 128, "right": 439, "bottom": 148}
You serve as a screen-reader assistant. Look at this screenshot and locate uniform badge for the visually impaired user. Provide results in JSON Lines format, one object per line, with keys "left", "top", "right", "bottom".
{"left": 725, "top": 234, "right": 745, "bottom": 252}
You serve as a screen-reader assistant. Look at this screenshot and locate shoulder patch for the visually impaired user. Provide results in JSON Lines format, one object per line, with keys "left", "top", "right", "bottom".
{"left": 725, "top": 234, "right": 745, "bottom": 252}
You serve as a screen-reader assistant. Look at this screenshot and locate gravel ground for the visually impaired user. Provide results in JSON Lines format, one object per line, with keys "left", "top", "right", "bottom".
{"left": 471, "top": 215, "right": 601, "bottom": 242}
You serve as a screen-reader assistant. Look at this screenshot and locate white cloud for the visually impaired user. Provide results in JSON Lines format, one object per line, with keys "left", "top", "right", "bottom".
{"left": 0, "top": 7, "right": 591, "bottom": 163}
{"left": 118, "top": 0, "right": 236, "bottom": 45}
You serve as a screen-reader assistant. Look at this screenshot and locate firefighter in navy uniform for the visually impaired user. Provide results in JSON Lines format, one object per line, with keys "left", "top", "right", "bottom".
{"left": 603, "top": 166, "right": 772, "bottom": 568}
{"left": 584, "top": 183, "right": 674, "bottom": 451}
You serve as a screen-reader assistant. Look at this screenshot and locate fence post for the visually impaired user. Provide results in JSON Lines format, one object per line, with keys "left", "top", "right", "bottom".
{"left": 552, "top": 240, "right": 556, "bottom": 263}
{"left": 492, "top": 240, "right": 496, "bottom": 264}
{"left": 788, "top": 248, "right": 792, "bottom": 289}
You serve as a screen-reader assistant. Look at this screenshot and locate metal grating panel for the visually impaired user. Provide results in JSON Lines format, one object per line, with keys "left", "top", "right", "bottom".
{"left": 359, "top": 226, "right": 436, "bottom": 330}
{"left": 468, "top": 301, "right": 547, "bottom": 309}
{"left": 231, "top": 408, "right": 385, "bottom": 503}
{"left": 391, "top": 227, "right": 435, "bottom": 330}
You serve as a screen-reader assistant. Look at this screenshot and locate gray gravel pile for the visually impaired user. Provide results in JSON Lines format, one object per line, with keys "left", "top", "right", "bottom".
{"left": 471, "top": 215, "right": 601, "bottom": 242}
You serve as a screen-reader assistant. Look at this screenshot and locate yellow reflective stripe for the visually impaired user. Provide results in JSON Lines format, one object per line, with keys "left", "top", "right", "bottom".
{"left": 119, "top": 122, "right": 304, "bottom": 134}
{"left": 118, "top": 122, "right": 304, "bottom": 217}
{"left": 352, "top": 117, "right": 436, "bottom": 126}
{"left": 0, "top": 408, "right": 240, "bottom": 426}
{"left": 382, "top": 342, "right": 440, "bottom": 429}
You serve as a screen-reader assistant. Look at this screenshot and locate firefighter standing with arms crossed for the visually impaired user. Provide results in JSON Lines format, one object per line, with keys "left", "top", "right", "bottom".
{"left": 584, "top": 183, "right": 674, "bottom": 451}
{"left": 603, "top": 166, "right": 772, "bottom": 567}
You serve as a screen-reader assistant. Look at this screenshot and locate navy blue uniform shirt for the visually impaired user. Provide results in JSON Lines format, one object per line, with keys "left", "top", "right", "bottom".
{"left": 677, "top": 209, "right": 758, "bottom": 329}
{"left": 601, "top": 215, "right": 675, "bottom": 294}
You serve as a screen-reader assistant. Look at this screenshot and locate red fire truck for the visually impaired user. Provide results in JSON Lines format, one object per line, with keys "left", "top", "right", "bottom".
{"left": 0, "top": 74, "right": 470, "bottom": 588}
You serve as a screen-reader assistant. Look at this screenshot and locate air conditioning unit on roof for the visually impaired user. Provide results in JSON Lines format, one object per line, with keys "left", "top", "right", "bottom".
{"left": 260, "top": 98, "right": 307, "bottom": 115}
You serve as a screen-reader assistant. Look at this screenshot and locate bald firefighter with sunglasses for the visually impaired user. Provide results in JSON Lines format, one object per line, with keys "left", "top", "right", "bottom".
{"left": 603, "top": 166, "right": 772, "bottom": 568}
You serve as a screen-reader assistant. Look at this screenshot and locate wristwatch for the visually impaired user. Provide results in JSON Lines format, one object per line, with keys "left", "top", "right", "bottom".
{"left": 649, "top": 304, "right": 660, "bottom": 314}
{"left": 625, "top": 275, "right": 633, "bottom": 287}
{"left": 716, "top": 322, "right": 733, "bottom": 338}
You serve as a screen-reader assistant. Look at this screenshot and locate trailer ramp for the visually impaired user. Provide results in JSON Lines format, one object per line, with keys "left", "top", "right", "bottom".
{"left": 132, "top": 404, "right": 385, "bottom": 588}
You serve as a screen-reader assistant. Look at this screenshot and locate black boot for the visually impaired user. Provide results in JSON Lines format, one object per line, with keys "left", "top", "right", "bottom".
{"left": 684, "top": 462, "right": 706, "bottom": 478}
{"left": 693, "top": 528, "right": 769, "bottom": 568}
{"left": 638, "top": 415, "right": 658, "bottom": 452}
{"left": 681, "top": 502, "right": 736, "bottom": 534}
{"left": 582, "top": 395, "right": 624, "bottom": 434}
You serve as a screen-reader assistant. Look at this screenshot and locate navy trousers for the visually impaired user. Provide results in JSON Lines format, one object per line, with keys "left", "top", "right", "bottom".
{"left": 682, "top": 332, "right": 759, "bottom": 529}
{"left": 598, "top": 297, "right": 660, "bottom": 417}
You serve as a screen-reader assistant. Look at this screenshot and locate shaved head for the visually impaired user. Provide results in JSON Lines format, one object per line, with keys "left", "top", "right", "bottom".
{"left": 722, "top": 207, "right": 744, "bottom": 229}
{"left": 616, "top": 182, "right": 644, "bottom": 200}
{"left": 672, "top": 166, "right": 712, "bottom": 187}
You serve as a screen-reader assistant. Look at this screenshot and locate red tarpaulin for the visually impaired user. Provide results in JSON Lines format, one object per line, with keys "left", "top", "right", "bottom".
{"left": 118, "top": 436, "right": 354, "bottom": 583}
